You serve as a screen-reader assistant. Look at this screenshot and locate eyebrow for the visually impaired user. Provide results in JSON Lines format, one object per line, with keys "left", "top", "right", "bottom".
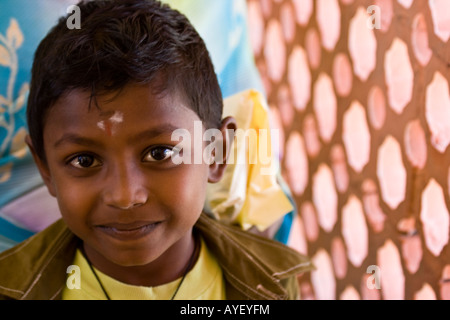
{"left": 53, "top": 125, "right": 181, "bottom": 148}
{"left": 53, "top": 134, "right": 101, "bottom": 149}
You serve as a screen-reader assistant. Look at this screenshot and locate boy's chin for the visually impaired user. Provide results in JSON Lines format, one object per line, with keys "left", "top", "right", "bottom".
{"left": 83, "top": 240, "right": 159, "bottom": 268}
{"left": 98, "top": 247, "right": 163, "bottom": 268}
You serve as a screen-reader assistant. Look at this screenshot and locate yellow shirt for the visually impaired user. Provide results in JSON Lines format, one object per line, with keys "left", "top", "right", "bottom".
{"left": 62, "top": 238, "right": 225, "bottom": 300}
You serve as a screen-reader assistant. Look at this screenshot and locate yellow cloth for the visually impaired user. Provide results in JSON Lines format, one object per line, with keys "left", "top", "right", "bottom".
{"left": 205, "top": 89, "right": 293, "bottom": 231}
{"left": 62, "top": 238, "right": 225, "bottom": 300}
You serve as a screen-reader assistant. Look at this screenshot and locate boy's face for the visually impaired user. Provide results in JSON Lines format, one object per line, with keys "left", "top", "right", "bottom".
{"left": 31, "top": 83, "right": 225, "bottom": 268}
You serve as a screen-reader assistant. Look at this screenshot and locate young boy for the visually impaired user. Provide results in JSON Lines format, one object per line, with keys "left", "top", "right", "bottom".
{"left": 0, "top": 0, "right": 312, "bottom": 300}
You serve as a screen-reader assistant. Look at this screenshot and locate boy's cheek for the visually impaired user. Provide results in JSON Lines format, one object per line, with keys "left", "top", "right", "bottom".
{"left": 50, "top": 177, "right": 98, "bottom": 213}
{"left": 161, "top": 164, "right": 209, "bottom": 210}
{"left": 38, "top": 167, "right": 58, "bottom": 197}
{"left": 55, "top": 190, "right": 90, "bottom": 215}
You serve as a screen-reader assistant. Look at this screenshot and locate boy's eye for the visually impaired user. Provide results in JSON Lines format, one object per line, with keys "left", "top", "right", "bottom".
{"left": 144, "top": 146, "right": 174, "bottom": 162}
{"left": 69, "top": 154, "right": 101, "bottom": 168}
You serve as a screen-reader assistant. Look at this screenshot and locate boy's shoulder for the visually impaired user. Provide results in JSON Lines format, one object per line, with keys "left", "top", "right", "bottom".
{"left": 195, "top": 213, "right": 314, "bottom": 300}
{"left": 0, "top": 218, "right": 77, "bottom": 300}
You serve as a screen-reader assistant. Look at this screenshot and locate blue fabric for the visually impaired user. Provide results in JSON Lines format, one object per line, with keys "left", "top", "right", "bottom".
{"left": 0, "top": 217, "right": 33, "bottom": 243}
{"left": 0, "top": 1, "right": 74, "bottom": 249}
{"left": 0, "top": 1, "right": 71, "bottom": 209}
{"left": 274, "top": 211, "right": 294, "bottom": 244}
{"left": 273, "top": 174, "right": 297, "bottom": 244}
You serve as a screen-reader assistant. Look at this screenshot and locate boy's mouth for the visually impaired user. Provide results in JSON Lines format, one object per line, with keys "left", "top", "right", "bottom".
{"left": 95, "top": 221, "right": 162, "bottom": 240}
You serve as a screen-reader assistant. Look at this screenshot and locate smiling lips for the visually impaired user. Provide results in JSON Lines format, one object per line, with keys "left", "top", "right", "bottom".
{"left": 96, "top": 221, "right": 162, "bottom": 240}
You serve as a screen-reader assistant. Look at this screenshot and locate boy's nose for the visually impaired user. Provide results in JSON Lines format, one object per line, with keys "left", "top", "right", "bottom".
{"left": 102, "top": 162, "right": 148, "bottom": 210}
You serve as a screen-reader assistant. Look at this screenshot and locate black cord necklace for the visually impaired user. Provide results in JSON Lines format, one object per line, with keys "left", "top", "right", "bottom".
{"left": 81, "top": 238, "right": 198, "bottom": 300}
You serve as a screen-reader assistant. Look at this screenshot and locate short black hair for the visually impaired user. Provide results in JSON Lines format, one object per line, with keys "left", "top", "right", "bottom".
{"left": 27, "top": 0, "right": 223, "bottom": 162}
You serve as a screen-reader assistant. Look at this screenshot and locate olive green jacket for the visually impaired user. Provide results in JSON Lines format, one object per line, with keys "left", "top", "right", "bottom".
{"left": 0, "top": 213, "right": 313, "bottom": 300}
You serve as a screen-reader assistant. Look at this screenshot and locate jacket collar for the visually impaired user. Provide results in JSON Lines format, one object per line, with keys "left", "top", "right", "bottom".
{"left": 0, "top": 219, "right": 78, "bottom": 300}
{"left": 195, "top": 214, "right": 313, "bottom": 299}
{"left": 0, "top": 213, "right": 313, "bottom": 300}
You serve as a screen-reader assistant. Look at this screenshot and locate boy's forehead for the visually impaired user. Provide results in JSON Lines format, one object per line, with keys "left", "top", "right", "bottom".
{"left": 96, "top": 110, "right": 124, "bottom": 136}
{"left": 54, "top": 85, "right": 193, "bottom": 116}
{"left": 47, "top": 84, "right": 202, "bottom": 134}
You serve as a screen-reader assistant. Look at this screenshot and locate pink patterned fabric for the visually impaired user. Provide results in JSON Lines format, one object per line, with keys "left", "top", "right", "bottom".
{"left": 247, "top": 0, "right": 450, "bottom": 300}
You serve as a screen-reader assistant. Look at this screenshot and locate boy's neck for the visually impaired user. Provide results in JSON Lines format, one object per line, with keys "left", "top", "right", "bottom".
{"left": 82, "top": 230, "right": 198, "bottom": 287}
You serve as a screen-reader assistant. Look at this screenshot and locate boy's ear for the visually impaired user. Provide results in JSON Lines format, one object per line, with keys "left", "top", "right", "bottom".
{"left": 207, "top": 116, "right": 237, "bottom": 183}
{"left": 25, "top": 135, "right": 57, "bottom": 197}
